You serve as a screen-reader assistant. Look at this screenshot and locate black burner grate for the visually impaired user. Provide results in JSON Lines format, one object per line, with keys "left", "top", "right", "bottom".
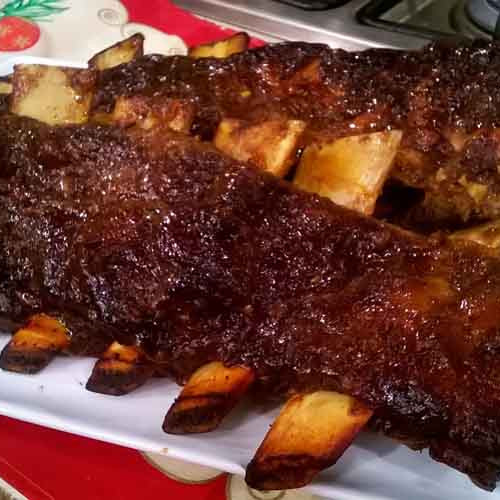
{"left": 359, "top": 0, "right": 500, "bottom": 40}
{"left": 466, "top": 0, "right": 500, "bottom": 34}
{"left": 271, "top": 0, "right": 350, "bottom": 10}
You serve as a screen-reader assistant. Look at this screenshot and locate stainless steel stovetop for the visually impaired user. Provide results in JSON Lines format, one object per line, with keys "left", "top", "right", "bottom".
{"left": 173, "top": 0, "right": 500, "bottom": 49}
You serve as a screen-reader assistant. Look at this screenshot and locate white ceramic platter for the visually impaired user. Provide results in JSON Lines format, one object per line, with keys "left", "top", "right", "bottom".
{"left": 1, "top": 57, "right": 500, "bottom": 500}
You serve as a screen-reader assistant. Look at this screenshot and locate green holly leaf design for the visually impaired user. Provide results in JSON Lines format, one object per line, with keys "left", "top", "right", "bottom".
{"left": 0, "top": 0, "right": 69, "bottom": 21}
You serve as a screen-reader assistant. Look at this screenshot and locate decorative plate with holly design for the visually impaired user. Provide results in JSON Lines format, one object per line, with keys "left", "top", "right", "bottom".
{"left": 0, "top": 0, "right": 187, "bottom": 61}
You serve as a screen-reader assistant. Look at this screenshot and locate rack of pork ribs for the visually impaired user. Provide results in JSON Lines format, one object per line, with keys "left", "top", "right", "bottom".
{"left": 2, "top": 33, "right": 500, "bottom": 491}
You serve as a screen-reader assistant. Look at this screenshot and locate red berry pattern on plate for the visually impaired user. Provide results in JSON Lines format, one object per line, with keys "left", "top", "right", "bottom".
{"left": 0, "top": 16, "right": 39, "bottom": 51}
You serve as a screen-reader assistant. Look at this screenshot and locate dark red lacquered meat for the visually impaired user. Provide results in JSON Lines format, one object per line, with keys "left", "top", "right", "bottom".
{"left": 2, "top": 115, "right": 500, "bottom": 487}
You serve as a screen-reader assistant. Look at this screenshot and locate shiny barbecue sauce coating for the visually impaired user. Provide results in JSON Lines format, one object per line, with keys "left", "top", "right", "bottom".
{"left": 2, "top": 115, "right": 500, "bottom": 487}
{"left": 93, "top": 40, "right": 500, "bottom": 226}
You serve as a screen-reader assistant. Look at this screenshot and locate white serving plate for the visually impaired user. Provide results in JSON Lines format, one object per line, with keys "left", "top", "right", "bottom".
{"left": 1, "top": 57, "right": 499, "bottom": 500}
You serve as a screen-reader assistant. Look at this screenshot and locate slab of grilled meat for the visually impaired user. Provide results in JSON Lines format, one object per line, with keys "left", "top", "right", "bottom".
{"left": 2, "top": 114, "right": 500, "bottom": 488}
{"left": 92, "top": 39, "right": 500, "bottom": 229}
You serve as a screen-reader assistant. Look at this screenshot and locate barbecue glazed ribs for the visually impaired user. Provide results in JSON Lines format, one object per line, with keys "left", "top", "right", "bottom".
{"left": 2, "top": 114, "right": 500, "bottom": 489}
{"left": 92, "top": 39, "right": 500, "bottom": 229}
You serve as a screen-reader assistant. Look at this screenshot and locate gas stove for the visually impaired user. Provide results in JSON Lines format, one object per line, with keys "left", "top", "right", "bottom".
{"left": 173, "top": 0, "right": 500, "bottom": 49}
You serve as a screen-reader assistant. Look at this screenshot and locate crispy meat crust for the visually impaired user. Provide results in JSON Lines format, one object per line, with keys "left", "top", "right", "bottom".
{"left": 0, "top": 95, "right": 9, "bottom": 115}
{"left": 93, "top": 40, "right": 500, "bottom": 225}
{"left": 2, "top": 115, "right": 500, "bottom": 487}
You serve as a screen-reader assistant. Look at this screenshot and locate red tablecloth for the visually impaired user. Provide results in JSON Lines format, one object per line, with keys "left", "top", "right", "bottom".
{"left": 0, "top": 417, "right": 227, "bottom": 500}
{"left": 121, "top": 0, "right": 264, "bottom": 47}
{"left": 0, "top": 2, "right": 264, "bottom": 499}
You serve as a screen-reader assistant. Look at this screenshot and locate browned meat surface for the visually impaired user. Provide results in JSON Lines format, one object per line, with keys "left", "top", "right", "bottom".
{"left": 2, "top": 115, "right": 500, "bottom": 487}
{"left": 0, "top": 95, "right": 8, "bottom": 115}
{"left": 93, "top": 39, "right": 500, "bottom": 227}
